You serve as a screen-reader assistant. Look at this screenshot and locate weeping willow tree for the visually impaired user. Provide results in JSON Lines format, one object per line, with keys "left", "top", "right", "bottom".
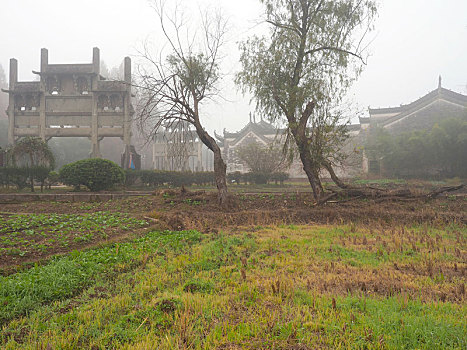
{"left": 237, "top": 0, "right": 377, "bottom": 201}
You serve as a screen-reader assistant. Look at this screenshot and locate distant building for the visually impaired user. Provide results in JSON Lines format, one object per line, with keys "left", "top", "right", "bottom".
{"left": 151, "top": 78, "right": 467, "bottom": 178}
{"left": 215, "top": 114, "right": 362, "bottom": 179}
{"left": 361, "top": 77, "right": 467, "bottom": 174}
{"left": 215, "top": 115, "right": 280, "bottom": 173}
{"left": 361, "top": 77, "right": 467, "bottom": 133}
{"left": 152, "top": 121, "right": 213, "bottom": 172}
{"left": 1, "top": 47, "right": 140, "bottom": 169}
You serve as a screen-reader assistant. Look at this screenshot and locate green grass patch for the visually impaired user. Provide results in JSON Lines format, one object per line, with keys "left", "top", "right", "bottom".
{"left": 1, "top": 224, "right": 465, "bottom": 349}
{"left": 0, "top": 230, "right": 201, "bottom": 324}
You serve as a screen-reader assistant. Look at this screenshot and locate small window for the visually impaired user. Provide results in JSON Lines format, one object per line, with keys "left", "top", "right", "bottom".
{"left": 51, "top": 91, "right": 59, "bottom": 95}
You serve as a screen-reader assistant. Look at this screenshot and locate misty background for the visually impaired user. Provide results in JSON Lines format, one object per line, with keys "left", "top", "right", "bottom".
{"left": 0, "top": 0, "right": 466, "bottom": 167}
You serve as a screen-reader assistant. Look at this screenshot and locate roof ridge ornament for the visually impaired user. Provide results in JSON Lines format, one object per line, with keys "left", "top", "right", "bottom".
{"left": 438, "top": 75, "right": 442, "bottom": 90}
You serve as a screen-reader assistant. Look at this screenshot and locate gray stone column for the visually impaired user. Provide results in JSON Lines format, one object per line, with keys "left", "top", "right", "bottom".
{"left": 90, "top": 48, "right": 101, "bottom": 158}
{"left": 7, "top": 59, "right": 17, "bottom": 146}
{"left": 90, "top": 96, "right": 101, "bottom": 158}
{"left": 39, "top": 49, "right": 48, "bottom": 141}
{"left": 123, "top": 57, "right": 131, "bottom": 148}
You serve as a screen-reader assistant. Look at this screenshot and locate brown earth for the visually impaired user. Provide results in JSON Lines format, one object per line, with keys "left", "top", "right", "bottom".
{"left": 0, "top": 185, "right": 465, "bottom": 274}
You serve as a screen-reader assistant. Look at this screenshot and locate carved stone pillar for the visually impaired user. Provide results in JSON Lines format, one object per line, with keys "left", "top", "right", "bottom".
{"left": 7, "top": 59, "right": 17, "bottom": 146}
{"left": 91, "top": 92, "right": 101, "bottom": 158}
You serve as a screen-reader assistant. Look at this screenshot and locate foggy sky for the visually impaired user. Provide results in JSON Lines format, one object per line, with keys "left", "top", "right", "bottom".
{"left": 1, "top": 0, "right": 466, "bottom": 133}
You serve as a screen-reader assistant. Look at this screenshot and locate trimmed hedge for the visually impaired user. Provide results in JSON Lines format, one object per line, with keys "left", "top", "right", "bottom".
{"left": 124, "top": 170, "right": 289, "bottom": 187}
{"left": 124, "top": 170, "right": 215, "bottom": 188}
{"left": 60, "top": 158, "right": 124, "bottom": 192}
{"left": 228, "top": 171, "right": 289, "bottom": 185}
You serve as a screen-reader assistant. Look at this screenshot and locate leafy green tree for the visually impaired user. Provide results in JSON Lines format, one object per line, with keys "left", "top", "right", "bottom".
{"left": 8, "top": 137, "right": 55, "bottom": 192}
{"left": 366, "top": 118, "right": 467, "bottom": 178}
{"left": 237, "top": 0, "right": 377, "bottom": 201}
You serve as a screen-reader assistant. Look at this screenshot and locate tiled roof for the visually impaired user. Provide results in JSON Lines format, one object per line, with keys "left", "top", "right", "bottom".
{"left": 379, "top": 88, "right": 467, "bottom": 127}
{"left": 370, "top": 87, "right": 467, "bottom": 120}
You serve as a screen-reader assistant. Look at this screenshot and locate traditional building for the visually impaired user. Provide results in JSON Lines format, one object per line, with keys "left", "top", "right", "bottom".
{"left": 1, "top": 48, "right": 140, "bottom": 168}
{"left": 215, "top": 114, "right": 362, "bottom": 179}
{"left": 151, "top": 78, "right": 466, "bottom": 177}
{"left": 215, "top": 115, "right": 280, "bottom": 174}
{"left": 360, "top": 77, "right": 467, "bottom": 173}
{"left": 361, "top": 77, "right": 467, "bottom": 132}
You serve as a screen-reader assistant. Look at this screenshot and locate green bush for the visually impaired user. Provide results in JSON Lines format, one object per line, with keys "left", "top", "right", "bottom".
{"left": 46, "top": 171, "right": 60, "bottom": 189}
{"left": 247, "top": 171, "right": 270, "bottom": 184}
{"left": 60, "top": 158, "right": 124, "bottom": 192}
{"left": 271, "top": 172, "right": 289, "bottom": 185}
{"left": 227, "top": 171, "right": 243, "bottom": 185}
{"left": 124, "top": 170, "right": 143, "bottom": 187}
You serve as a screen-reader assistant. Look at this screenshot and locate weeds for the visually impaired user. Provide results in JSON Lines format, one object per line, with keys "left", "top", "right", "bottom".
{"left": 0, "top": 224, "right": 465, "bottom": 349}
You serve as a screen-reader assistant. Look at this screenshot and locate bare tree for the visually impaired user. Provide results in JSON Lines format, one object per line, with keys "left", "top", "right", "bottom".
{"left": 136, "top": 0, "right": 229, "bottom": 205}
{"left": 236, "top": 142, "right": 290, "bottom": 174}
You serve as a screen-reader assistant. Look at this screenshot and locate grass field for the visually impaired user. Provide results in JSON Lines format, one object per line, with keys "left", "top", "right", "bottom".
{"left": 1, "top": 219, "right": 465, "bottom": 349}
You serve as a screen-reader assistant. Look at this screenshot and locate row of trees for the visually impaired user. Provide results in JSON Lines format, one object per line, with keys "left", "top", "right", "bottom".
{"left": 0, "top": 167, "right": 58, "bottom": 192}
{"left": 1, "top": 137, "right": 55, "bottom": 192}
{"left": 366, "top": 118, "right": 467, "bottom": 178}
{"left": 1, "top": 0, "right": 378, "bottom": 201}
{"left": 136, "top": 0, "right": 377, "bottom": 205}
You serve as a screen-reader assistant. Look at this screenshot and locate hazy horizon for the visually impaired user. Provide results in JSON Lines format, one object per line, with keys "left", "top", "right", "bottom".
{"left": 1, "top": 0, "right": 466, "bottom": 133}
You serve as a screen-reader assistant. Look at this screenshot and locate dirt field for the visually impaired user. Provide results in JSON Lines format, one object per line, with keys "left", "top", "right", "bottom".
{"left": 0, "top": 184, "right": 466, "bottom": 349}
{"left": 1, "top": 185, "right": 465, "bottom": 271}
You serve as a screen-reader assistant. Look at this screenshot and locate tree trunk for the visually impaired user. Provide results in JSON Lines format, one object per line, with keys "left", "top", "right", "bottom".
{"left": 30, "top": 174, "right": 34, "bottom": 193}
{"left": 213, "top": 147, "right": 228, "bottom": 206}
{"left": 324, "top": 161, "right": 349, "bottom": 189}
{"left": 298, "top": 149, "right": 322, "bottom": 201}
{"left": 193, "top": 120, "right": 228, "bottom": 206}
{"left": 289, "top": 121, "right": 322, "bottom": 202}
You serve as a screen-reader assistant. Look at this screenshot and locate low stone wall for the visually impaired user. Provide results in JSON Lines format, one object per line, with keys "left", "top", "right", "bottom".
{"left": 0, "top": 192, "right": 150, "bottom": 203}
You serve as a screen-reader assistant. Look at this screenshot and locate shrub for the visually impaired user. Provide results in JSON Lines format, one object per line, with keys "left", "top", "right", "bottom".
{"left": 30, "top": 166, "right": 51, "bottom": 192}
{"left": 124, "top": 169, "right": 143, "bottom": 187}
{"left": 1, "top": 167, "right": 29, "bottom": 190}
{"left": 271, "top": 172, "right": 289, "bottom": 185}
{"left": 227, "top": 171, "right": 243, "bottom": 185}
{"left": 248, "top": 171, "right": 270, "bottom": 184}
{"left": 128, "top": 170, "right": 215, "bottom": 188}
{"left": 46, "top": 171, "right": 60, "bottom": 189}
{"left": 60, "top": 158, "right": 124, "bottom": 192}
